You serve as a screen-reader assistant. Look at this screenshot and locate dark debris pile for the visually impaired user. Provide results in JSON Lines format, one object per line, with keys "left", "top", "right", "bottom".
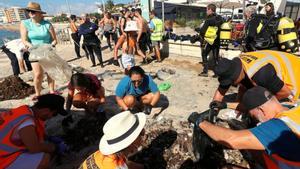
{"left": 0, "top": 75, "right": 34, "bottom": 101}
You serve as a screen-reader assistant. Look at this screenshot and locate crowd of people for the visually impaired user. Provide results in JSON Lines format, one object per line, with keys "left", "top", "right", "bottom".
{"left": 1, "top": 1, "right": 300, "bottom": 169}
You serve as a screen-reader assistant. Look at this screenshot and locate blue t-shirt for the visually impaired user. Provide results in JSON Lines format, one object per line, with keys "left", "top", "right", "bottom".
{"left": 115, "top": 75, "right": 159, "bottom": 98}
{"left": 22, "top": 19, "right": 52, "bottom": 45}
{"left": 250, "top": 119, "right": 300, "bottom": 162}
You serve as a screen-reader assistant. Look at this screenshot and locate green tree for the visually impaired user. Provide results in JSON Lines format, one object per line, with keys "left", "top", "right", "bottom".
{"left": 106, "top": 0, "right": 114, "bottom": 11}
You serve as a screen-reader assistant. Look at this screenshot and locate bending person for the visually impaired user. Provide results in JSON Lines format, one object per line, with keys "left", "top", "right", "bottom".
{"left": 190, "top": 86, "right": 300, "bottom": 169}
{"left": 115, "top": 66, "right": 160, "bottom": 114}
{"left": 0, "top": 94, "right": 68, "bottom": 169}
{"left": 66, "top": 73, "right": 105, "bottom": 115}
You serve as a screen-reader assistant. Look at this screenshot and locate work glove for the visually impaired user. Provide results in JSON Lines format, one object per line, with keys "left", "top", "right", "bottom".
{"left": 143, "top": 105, "right": 153, "bottom": 115}
{"left": 209, "top": 101, "right": 227, "bottom": 110}
{"left": 48, "top": 136, "right": 69, "bottom": 154}
{"left": 55, "top": 141, "right": 69, "bottom": 155}
{"left": 188, "top": 111, "right": 209, "bottom": 127}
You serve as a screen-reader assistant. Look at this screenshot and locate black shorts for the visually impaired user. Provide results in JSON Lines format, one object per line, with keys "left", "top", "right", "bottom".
{"left": 138, "top": 33, "right": 148, "bottom": 52}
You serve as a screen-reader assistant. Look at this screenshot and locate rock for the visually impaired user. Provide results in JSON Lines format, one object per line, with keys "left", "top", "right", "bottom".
{"left": 156, "top": 68, "right": 176, "bottom": 81}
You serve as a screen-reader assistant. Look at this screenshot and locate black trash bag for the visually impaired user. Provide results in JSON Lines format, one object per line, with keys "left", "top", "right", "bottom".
{"left": 188, "top": 109, "right": 218, "bottom": 161}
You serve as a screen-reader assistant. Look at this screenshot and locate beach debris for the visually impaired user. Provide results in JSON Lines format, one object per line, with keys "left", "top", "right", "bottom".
{"left": 0, "top": 75, "right": 34, "bottom": 101}
{"left": 156, "top": 68, "right": 176, "bottom": 81}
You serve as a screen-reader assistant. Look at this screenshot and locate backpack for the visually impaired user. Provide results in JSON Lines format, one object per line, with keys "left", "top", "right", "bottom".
{"left": 254, "top": 14, "right": 280, "bottom": 50}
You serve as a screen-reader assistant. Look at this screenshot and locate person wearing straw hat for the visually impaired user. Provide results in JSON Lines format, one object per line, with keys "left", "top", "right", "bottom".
{"left": 113, "top": 21, "right": 139, "bottom": 73}
{"left": 20, "top": 2, "right": 59, "bottom": 100}
{"left": 79, "top": 111, "right": 145, "bottom": 169}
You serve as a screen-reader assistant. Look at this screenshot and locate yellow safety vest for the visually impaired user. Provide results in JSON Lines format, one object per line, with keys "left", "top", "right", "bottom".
{"left": 79, "top": 151, "right": 128, "bottom": 169}
{"left": 204, "top": 26, "right": 218, "bottom": 45}
{"left": 150, "top": 18, "right": 164, "bottom": 41}
{"left": 220, "top": 22, "right": 232, "bottom": 40}
{"left": 276, "top": 106, "right": 300, "bottom": 137}
{"left": 240, "top": 50, "right": 300, "bottom": 100}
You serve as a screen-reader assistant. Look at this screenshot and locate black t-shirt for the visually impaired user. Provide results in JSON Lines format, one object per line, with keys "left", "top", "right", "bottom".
{"left": 220, "top": 64, "right": 284, "bottom": 94}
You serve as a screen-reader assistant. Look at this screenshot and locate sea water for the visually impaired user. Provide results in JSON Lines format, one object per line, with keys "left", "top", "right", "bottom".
{"left": 0, "top": 30, "right": 20, "bottom": 46}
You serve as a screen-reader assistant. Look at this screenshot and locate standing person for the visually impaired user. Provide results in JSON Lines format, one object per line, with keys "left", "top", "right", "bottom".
{"left": 20, "top": 2, "right": 58, "bottom": 99}
{"left": 79, "top": 111, "right": 145, "bottom": 169}
{"left": 198, "top": 4, "right": 223, "bottom": 77}
{"left": 189, "top": 86, "right": 300, "bottom": 169}
{"left": 120, "top": 8, "right": 132, "bottom": 36}
{"left": 79, "top": 13, "right": 104, "bottom": 67}
{"left": 113, "top": 21, "right": 138, "bottom": 73}
{"left": 134, "top": 8, "right": 149, "bottom": 64}
{"left": 112, "top": 15, "right": 119, "bottom": 44}
{"left": 69, "top": 15, "right": 81, "bottom": 59}
{"left": 115, "top": 66, "right": 160, "bottom": 115}
{"left": 0, "top": 94, "right": 68, "bottom": 169}
{"left": 99, "top": 12, "right": 116, "bottom": 51}
{"left": 149, "top": 10, "right": 164, "bottom": 63}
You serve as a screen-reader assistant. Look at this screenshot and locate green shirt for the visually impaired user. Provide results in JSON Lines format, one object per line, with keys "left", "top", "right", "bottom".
{"left": 22, "top": 19, "right": 52, "bottom": 45}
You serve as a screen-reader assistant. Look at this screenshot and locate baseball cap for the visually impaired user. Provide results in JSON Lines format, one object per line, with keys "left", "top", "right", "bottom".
{"left": 214, "top": 57, "right": 242, "bottom": 87}
{"left": 35, "top": 94, "right": 68, "bottom": 116}
{"left": 242, "top": 86, "right": 273, "bottom": 111}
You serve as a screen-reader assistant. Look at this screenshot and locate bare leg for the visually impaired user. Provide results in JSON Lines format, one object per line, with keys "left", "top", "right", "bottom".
{"left": 31, "top": 62, "right": 44, "bottom": 97}
{"left": 46, "top": 73, "right": 55, "bottom": 93}
{"left": 154, "top": 44, "right": 161, "bottom": 61}
{"left": 18, "top": 58, "right": 26, "bottom": 73}
{"left": 141, "top": 93, "right": 154, "bottom": 105}
{"left": 123, "top": 95, "right": 136, "bottom": 109}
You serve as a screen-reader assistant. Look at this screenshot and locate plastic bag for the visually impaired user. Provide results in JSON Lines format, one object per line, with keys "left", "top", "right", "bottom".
{"left": 29, "top": 44, "right": 72, "bottom": 84}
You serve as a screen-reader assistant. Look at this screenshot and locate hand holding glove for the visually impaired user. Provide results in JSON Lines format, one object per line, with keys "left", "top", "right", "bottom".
{"left": 209, "top": 101, "right": 227, "bottom": 110}
{"left": 188, "top": 111, "right": 210, "bottom": 127}
{"left": 48, "top": 136, "right": 69, "bottom": 154}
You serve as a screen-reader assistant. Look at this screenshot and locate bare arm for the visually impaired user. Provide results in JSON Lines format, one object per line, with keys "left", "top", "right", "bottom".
{"left": 275, "top": 84, "right": 294, "bottom": 101}
{"left": 96, "top": 86, "right": 106, "bottom": 103}
{"left": 150, "top": 92, "right": 160, "bottom": 106}
{"left": 99, "top": 19, "right": 104, "bottom": 28}
{"left": 20, "top": 22, "right": 32, "bottom": 48}
{"left": 137, "top": 19, "right": 143, "bottom": 42}
{"left": 49, "top": 24, "right": 57, "bottom": 46}
{"left": 120, "top": 18, "right": 125, "bottom": 35}
{"left": 213, "top": 87, "right": 228, "bottom": 101}
{"left": 199, "top": 121, "right": 264, "bottom": 150}
{"left": 19, "top": 125, "right": 56, "bottom": 153}
{"left": 116, "top": 96, "right": 129, "bottom": 110}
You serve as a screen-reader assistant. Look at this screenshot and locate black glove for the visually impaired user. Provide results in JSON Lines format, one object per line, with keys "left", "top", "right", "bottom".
{"left": 143, "top": 105, "right": 153, "bottom": 115}
{"left": 209, "top": 101, "right": 227, "bottom": 110}
{"left": 188, "top": 111, "right": 209, "bottom": 127}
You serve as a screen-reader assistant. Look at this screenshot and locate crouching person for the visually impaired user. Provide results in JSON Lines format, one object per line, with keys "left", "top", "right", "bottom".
{"left": 79, "top": 111, "right": 145, "bottom": 169}
{"left": 115, "top": 66, "right": 160, "bottom": 114}
{"left": 66, "top": 73, "right": 105, "bottom": 115}
{"left": 189, "top": 86, "right": 300, "bottom": 169}
{"left": 0, "top": 94, "right": 68, "bottom": 169}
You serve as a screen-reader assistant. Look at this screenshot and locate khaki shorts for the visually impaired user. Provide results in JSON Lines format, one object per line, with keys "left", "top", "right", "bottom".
{"left": 152, "top": 41, "right": 161, "bottom": 46}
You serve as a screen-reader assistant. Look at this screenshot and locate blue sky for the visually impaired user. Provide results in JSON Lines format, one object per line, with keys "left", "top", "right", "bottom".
{"left": 0, "top": 0, "right": 131, "bottom": 15}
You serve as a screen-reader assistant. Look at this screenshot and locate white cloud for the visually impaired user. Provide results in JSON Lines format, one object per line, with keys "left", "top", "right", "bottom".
{"left": 45, "top": 2, "right": 98, "bottom": 15}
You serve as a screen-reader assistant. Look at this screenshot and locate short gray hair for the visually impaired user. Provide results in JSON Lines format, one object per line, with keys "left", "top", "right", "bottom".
{"left": 245, "top": 6, "right": 257, "bottom": 15}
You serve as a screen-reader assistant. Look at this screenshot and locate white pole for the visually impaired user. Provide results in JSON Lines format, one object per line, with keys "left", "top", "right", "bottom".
{"left": 243, "top": 0, "right": 245, "bottom": 23}
{"left": 65, "top": 0, "right": 71, "bottom": 14}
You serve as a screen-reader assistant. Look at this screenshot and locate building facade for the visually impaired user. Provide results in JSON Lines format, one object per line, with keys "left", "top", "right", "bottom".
{"left": 0, "top": 7, "right": 28, "bottom": 23}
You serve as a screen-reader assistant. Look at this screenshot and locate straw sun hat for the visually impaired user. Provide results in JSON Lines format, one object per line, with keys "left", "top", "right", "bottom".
{"left": 124, "top": 21, "right": 138, "bottom": 32}
{"left": 25, "top": 2, "right": 46, "bottom": 14}
{"left": 99, "top": 111, "right": 146, "bottom": 155}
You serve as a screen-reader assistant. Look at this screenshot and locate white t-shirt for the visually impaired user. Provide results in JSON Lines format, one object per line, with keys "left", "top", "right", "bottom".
{"left": 5, "top": 39, "right": 26, "bottom": 60}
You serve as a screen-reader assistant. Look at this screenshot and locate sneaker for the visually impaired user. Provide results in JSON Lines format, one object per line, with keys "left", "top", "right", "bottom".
{"left": 113, "top": 59, "right": 119, "bottom": 66}
{"left": 198, "top": 71, "right": 208, "bottom": 77}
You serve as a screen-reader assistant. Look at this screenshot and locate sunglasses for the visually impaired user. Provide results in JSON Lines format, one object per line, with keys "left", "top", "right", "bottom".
{"left": 27, "top": 10, "right": 37, "bottom": 14}
{"left": 131, "top": 79, "right": 143, "bottom": 85}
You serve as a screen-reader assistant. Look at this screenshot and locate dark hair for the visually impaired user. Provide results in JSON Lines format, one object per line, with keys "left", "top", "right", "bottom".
{"left": 128, "top": 66, "right": 145, "bottom": 77}
{"left": 34, "top": 94, "right": 65, "bottom": 112}
{"left": 136, "top": 8, "right": 142, "bottom": 15}
{"left": 265, "top": 2, "right": 275, "bottom": 15}
{"left": 70, "top": 14, "right": 76, "bottom": 20}
{"left": 207, "top": 4, "right": 216, "bottom": 13}
{"left": 150, "top": 10, "right": 156, "bottom": 16}
{"left": 70, "top": 73, "right": 97, "bottom": 94}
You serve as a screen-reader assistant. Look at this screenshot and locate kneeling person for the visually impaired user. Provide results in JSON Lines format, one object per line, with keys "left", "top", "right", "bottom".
{"left": 115, "top": 66, "right": 160, "bottom": 114}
